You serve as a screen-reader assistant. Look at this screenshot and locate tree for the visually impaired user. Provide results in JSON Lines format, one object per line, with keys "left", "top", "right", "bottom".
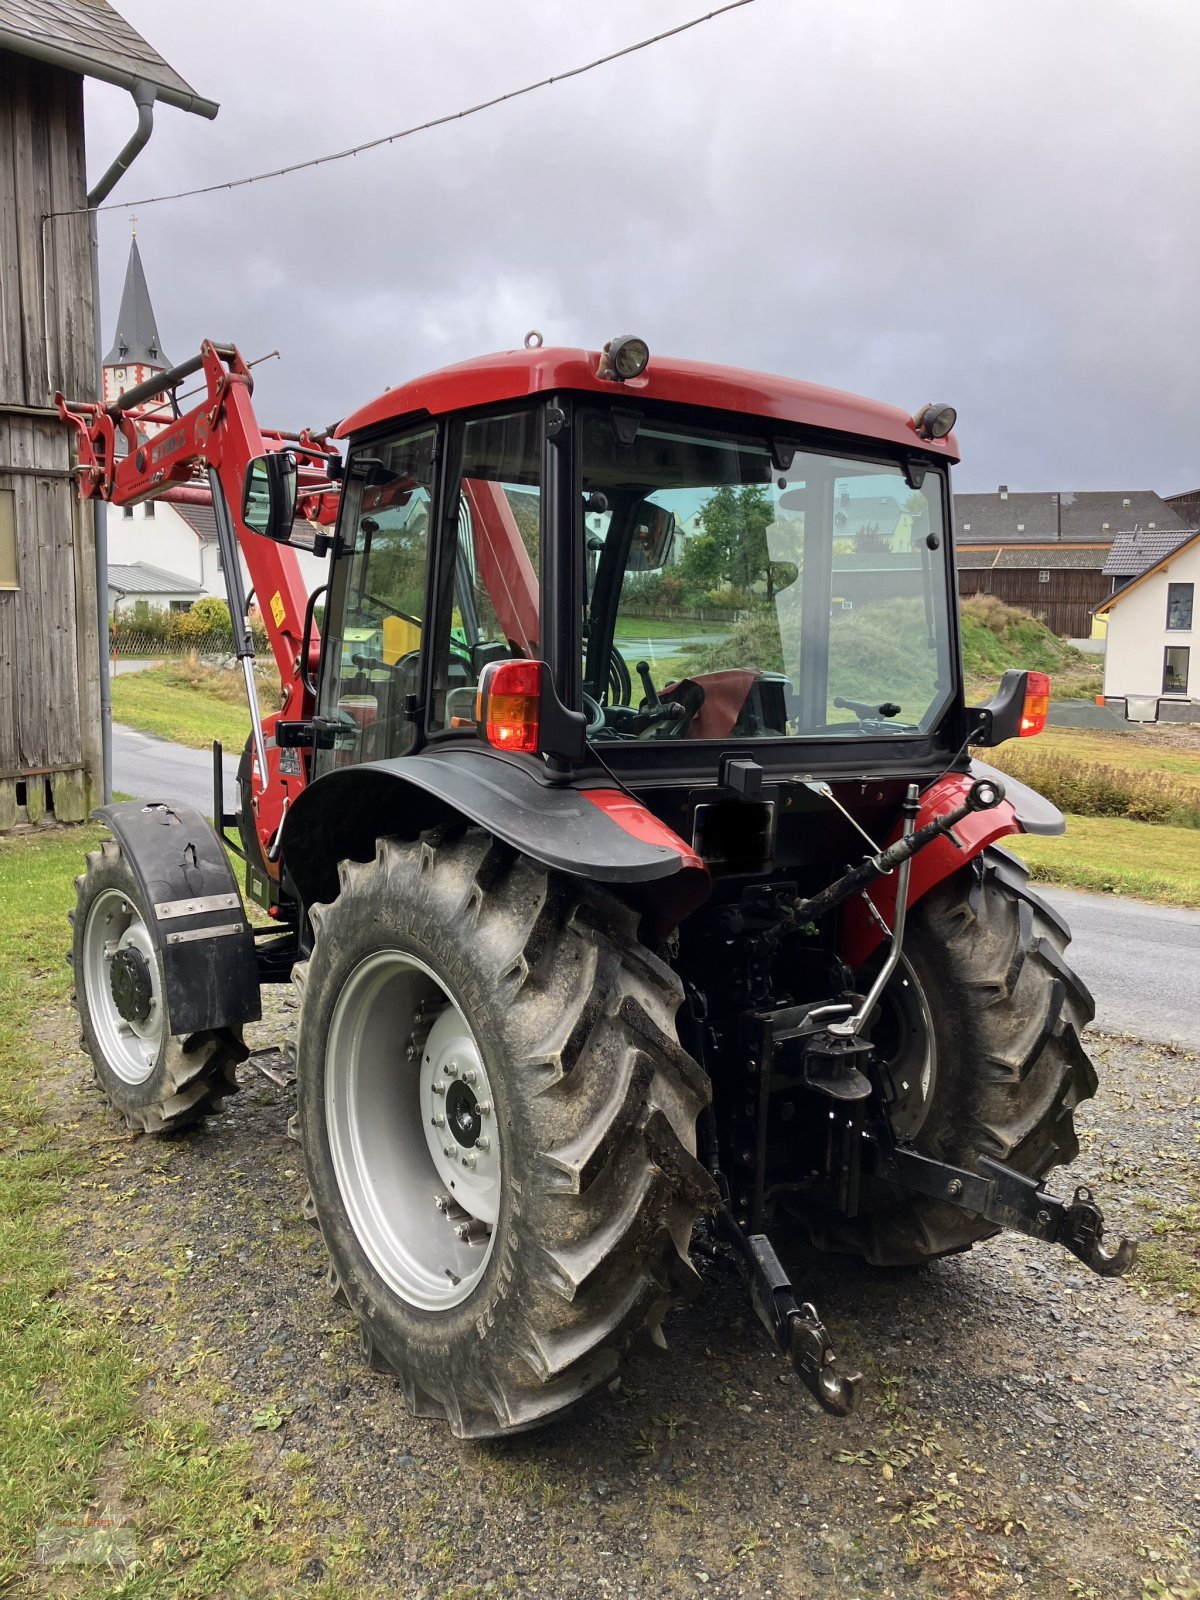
{"left": 697, "top": 483, "right": 777, "bottom": 596}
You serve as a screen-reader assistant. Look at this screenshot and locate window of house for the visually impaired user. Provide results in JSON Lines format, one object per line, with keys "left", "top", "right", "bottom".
{"left": 169, "top": 600, "right": 190, "bottom": 612}
{"left": 0, "top": 487, "right": 16, "bottom": 589}
{"left": 1167, "top": 582, "right": 1193, "bottom": 631}
{"left": 123, "top": 505, "right": 134, "bottom": 519}
{"left": 1038, "top": 570, "right": 1050, "bottom": 583}
{"left": 145, "top": 500, "right": 155, "bottom": 519}
{"left": 1163, "top": 646, "right": 1190, "bottom": 695}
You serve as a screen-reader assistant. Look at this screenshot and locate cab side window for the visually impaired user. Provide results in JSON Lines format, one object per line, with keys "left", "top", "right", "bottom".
{"left": 428, "top": 410, "right": 542, "bottom": 732}
{"left": 317, "top": 426, "right": 436, "bottom": 768}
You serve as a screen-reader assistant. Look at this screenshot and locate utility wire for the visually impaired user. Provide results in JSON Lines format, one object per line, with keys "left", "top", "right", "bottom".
{"left": 50, "top": 0, "right": 758, "bottom": 220}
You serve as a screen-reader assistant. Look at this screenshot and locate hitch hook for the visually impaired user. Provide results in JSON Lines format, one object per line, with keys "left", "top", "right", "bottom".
{"left": 786, "top": 1301, "right": 863, "bottom": 1416}
{"left": 1059, "top": 1184, "right": 1137, "bottom": 1277}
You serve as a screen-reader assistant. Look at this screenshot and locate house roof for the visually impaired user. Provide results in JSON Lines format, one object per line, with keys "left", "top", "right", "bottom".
{"left": 955, "top": 543, "right": 1110, "bottom": 571}
{"left": 954, "top": 489, "right": 1187, "bottom": 546}
{"left": 159, "top": 488, "right": 218, "bottom": 541}
{"left": 1094, "top": 529, "right": 1200, "bottom": 616}
{"left": 103, "top": 238, "right": 169, "bottom": 369}
{"left": 108, "top": 561, "right": 201, "bottom": 597}
{"left": 1102, "top": 527, "right": 1197, "bottom": 579}
{"left": 0, "top": 0, "right": 217, "bottom": 116}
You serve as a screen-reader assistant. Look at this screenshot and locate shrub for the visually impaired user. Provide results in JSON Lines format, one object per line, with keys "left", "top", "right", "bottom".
{"left": 986, "top": 745, "right": 1200, "bottom": 829}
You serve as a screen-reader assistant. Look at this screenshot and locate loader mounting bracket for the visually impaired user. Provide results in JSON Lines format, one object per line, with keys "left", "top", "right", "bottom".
{"left": 875, "top": 1146, "right": 1137, "bottom": 1277}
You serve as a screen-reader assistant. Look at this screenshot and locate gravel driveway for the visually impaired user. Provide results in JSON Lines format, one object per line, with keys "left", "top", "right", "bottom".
{"left": 58, "top": 987, "right": 1199, "bottom": 1600}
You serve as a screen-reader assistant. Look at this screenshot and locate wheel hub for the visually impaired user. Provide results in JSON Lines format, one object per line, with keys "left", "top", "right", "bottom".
{"left": 445, "top": 1078, "right": 482, "bottom": 1147}
{"left": 110, "top": 945, "right": 153, "bottom": 1022}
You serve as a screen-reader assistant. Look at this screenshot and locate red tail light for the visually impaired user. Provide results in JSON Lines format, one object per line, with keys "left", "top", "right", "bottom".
{"left": 1020, "top": 671, "right": 1050, "bottom": 737}
{"left": 477, "top": 660, "right": 541, "bottom": 753}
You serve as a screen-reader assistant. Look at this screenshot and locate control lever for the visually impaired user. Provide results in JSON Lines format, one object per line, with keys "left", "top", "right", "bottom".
{"left": 635, "top": 660, "right": 660, "bottom": 708}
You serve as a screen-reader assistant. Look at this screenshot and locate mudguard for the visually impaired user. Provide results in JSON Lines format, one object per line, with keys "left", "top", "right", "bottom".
{"left": 839, "top": 765, "right": 1065, "bottom": 969}
{"left": 96, "top": 801, "right": 261, "bottom": 1034}
{"left": 279, "top": 746, "right": 710, "bottom": 928}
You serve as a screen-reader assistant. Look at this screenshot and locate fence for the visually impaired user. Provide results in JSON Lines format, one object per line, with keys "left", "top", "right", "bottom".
{"left": 109, "top": 630, "right": 261, "bottom": 660}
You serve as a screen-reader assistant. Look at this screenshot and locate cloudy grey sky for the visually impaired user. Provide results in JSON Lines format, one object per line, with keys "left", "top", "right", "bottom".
{"left": 84, "top": 0, "right": 1198, "bottom": 494}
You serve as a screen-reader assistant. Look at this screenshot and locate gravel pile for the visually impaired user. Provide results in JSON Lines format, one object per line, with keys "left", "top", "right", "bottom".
{"left": 65, "top": 988, "right": 1200, "bottom": 1599}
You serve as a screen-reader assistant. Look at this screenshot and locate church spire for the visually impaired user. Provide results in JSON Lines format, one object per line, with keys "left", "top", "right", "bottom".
{"left": 103, "top": 237, "right": 169, "bottom": 371}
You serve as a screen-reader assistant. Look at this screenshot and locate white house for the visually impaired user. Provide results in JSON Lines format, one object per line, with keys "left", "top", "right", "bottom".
{"left": 103, "top": 239, "right": 329, "bottom": 613}
{"left": 1096, "top": 528, "right": 1200, "bottom": 718}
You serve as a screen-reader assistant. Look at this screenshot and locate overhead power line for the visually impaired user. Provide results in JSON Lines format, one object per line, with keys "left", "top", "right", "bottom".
{"left": 55, "top": 0, "right": 758, "bottom": 219}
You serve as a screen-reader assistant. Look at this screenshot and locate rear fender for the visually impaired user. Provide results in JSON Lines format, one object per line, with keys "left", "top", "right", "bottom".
{"left": 279, "top": 747, "right": 711, "bottom": 932}
{"left": 96, "top": 800, "right": 261, "bottom": 1033}
{"left": 839, "top": 765, "right": 1063, "bottom": 969}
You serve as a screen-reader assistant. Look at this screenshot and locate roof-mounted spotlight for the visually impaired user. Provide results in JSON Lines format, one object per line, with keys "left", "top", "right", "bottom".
{"left": 913, "top": 401, "right": 957, "bottom": 441}
{"left": 598, "top": 335, "right": 650, "bottom": 383}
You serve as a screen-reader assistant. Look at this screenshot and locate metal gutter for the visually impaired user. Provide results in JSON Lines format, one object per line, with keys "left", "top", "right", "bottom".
{"left": 87, "top": 80, "right": 157, "bottom": 804}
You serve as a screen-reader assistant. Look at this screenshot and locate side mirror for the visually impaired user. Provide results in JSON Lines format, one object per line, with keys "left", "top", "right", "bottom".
{"left": 242, "top": 452, "right": 298, "bottom": 542}
{"left": 626, "top": 505, "right": 677, "bottom": 572}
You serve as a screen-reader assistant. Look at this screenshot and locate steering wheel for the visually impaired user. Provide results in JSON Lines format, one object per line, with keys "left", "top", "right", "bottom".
{"left": 632, "top": 662, "right": 698, "bottom": 740}
{"left": 583, "top": 691, "right": 605, "bottom": 737}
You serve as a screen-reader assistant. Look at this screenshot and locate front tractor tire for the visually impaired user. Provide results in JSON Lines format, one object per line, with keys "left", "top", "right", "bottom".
{"left": 294, "top": 828, "right": 716, "bottom": 1438}
{"left": 70, "top": 838, "right": 245, "bottom": 1132}
{"left": 807, "top": 846, "right": 1098, "bottom": 1266}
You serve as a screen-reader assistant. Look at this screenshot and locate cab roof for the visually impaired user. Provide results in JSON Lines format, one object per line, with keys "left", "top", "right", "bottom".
{"left": 336, "top": 346, "right": 960, "bottom": 461}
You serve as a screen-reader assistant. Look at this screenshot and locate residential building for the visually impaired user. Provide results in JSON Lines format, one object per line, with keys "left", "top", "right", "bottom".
{"left": 1094, "top": 530, "right": 1200, "bottom": 719}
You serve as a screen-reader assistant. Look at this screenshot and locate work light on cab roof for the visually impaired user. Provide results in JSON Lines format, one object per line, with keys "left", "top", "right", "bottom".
{"left": 598, "top": 334, "right": 650, "bottom": 382}
{"left": 912, "top": 401, "right": 957, "bottom": 441}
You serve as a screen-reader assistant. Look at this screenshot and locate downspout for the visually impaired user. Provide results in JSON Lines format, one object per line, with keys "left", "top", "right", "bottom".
{"left": 86, "top": 80, "right": 157, "bottom": 804}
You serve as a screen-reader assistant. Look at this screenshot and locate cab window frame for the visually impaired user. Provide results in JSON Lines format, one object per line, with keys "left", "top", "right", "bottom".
{"left": 424, "top": 399, "right": 548, "bottom": 744}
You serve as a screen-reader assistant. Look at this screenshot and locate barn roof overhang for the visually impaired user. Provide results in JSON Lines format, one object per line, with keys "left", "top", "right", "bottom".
{"left": 0, "top": 0, "right": 218, "bottom": 118}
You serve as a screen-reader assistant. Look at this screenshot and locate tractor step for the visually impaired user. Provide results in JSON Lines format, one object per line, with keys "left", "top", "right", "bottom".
{"left": 876, "top": 1147, "right": 1137, "bottom": 1277}
{"left": 716, "top": 1209, "right": 862, "bottom": 1416}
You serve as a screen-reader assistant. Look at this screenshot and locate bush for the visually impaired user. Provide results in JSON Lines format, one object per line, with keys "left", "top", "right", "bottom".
{"left": 986, "top": 745, "right": 1200, "bottom": 829}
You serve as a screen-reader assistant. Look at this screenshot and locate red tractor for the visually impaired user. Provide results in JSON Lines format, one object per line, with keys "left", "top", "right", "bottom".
{"left": 59, "top": 335, "right": 1133, "bottom": 1436}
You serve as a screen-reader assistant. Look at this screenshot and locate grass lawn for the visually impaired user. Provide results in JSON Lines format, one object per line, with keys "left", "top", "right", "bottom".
{"left": 0, "top": 827, "right": 359, "bottom": 1597}
{"left": 111, "top": 662, "right": 279, "bottom": 752}
{"left": 1006, "top": 815, "right": 1200, "bottom": 907}
{"left": 1030, "top": 724, "right": 1200, "bottom": 790}
{"left": 613, "top": 617, "right": 725, "bottom": 642}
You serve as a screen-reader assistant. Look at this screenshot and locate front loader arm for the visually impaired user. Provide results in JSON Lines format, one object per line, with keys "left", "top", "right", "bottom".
{"left": 57, "top": 340, "right": 337, "bottom": 695}
{"left": 57, "top": 341, "right": 341, "bottom": 868}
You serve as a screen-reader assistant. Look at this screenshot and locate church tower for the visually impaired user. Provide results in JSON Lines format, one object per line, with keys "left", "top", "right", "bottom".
{"left": 102, "top": 233, "right": 170, "bottom": 418}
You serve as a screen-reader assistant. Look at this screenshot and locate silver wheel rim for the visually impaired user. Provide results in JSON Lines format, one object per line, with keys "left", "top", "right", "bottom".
{"left": 325, "top": 950, "right": 500, "bottom": 1311}
{"left": 82, "top": 888, "right": 164, "bottom": 1086}
{"left": 869, "top": 954, "right": 938, "bottom": 1142}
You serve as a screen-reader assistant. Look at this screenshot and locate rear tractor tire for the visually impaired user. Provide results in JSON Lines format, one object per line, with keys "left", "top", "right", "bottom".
{"left": 70, "top": 838, "right": 245, "bottom": 1133}
{"left": 803, "top": 846, "right": 1097, "bottom": 1266}
{"left": 294, "top": 827, "right": 717, "bottom": 1438}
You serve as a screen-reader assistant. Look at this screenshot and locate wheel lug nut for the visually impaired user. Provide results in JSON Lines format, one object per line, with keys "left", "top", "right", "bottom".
{"left": 443, "top": 1062, "right": 458, "bottom": 1077}
{"left": 460, "top": 1068, "right": 477, "bottom": 1087}
{"left": 476, "top": 1101, "right": 491, "bottom": 1117}
{"left": 443, "top": 1144, "right": 457, "bottom": 1159}
{"left": 431, "top": 1080, "right": 446, "bottom": 1096}
{"left": 475, "top": 1136, "right": 489, "bottom": 1153}
{"left": 431, "top": 1114, "right": 445, "bottom": 1128}
{"left": 460, "top": 1153, "right": 476, "bottom": 1170}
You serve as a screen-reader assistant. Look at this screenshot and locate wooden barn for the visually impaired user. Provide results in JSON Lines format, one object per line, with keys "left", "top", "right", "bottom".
{"left": 0, "top": 0, "right": 214, "bottom": 830}
{"left": 952, "top": 487, "right": 1190, "bottom": 638}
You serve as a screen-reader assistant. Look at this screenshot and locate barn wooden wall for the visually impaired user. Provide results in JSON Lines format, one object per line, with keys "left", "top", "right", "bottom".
{"left": 0, "top": 49, "right": 99, "bottom": 828}
{"left": 958, "top": 567, "right": 1109, "bottom": 638}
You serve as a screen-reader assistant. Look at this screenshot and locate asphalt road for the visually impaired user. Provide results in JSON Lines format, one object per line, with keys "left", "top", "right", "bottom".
{"left": 112, "top": 722, "right": 239, "bottom": 817}
{"left": 1041, "top": 885, "right": 1200, "bottom": 1050}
